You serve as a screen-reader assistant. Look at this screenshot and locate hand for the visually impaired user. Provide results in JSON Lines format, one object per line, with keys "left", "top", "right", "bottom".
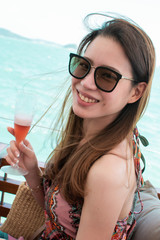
{"left": 6, "top": 127, "right": 39, "bottom": 174}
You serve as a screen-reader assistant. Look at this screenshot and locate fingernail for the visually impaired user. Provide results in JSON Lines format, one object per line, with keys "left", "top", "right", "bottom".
{"left": 14, "top": 157, "right": 19, "bottom": 163}
{"left": 16, "top": 159, "right": 19, "bottom": 164}
{"left": 15, "top": 151, "right": 20, "bottom": 158}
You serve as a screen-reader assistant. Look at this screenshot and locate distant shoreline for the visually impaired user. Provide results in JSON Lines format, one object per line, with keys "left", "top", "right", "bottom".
{"left": 0, "top": 27, "right": 77, "bottom": 50}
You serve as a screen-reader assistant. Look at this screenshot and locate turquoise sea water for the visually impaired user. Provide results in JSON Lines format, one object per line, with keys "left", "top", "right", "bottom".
{"left": 0, "top": 32, "right": 160, "bottom": 193}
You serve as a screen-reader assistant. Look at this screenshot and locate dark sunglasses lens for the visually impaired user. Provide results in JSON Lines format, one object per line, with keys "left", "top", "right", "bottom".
{"left": 95, "top": 68, "right": 118, "bottom": 91}
{"left": 70, "top": 55, "right": 90, "bottom": 78}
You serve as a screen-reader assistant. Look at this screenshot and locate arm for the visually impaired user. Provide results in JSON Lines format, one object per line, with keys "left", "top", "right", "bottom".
{"left": 24, "top": 163, "right": 45, "bottom": 209}
{"left": 76, "top": 154, "right": 135, "bottom": 240}
{"left": 6, "top": 127, "right": 45, "bottom": 208}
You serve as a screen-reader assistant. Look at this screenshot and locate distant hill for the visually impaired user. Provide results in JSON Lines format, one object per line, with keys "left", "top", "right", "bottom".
{"left": 0, "top": 28, "right": 77, "bottom": 50}
{"left": 63, "top": 43, "right": 77, "bottom": 50}
{"left": 0, "top": 28, "right": 30, "bottom": 41}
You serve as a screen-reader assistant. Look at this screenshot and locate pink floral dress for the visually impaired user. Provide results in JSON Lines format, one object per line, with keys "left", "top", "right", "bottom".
{"left": 40, "top": 128, "right": 144, "bottom": 240}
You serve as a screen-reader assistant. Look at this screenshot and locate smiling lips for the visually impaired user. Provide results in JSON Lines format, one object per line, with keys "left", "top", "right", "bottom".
{"left": 78, "top": 91, "right": 99, "bottom": 103}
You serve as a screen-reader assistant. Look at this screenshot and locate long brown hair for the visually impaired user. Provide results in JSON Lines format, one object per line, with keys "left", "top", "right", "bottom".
{"left": 44, "top": 14, "right": 155, "bottom": 203}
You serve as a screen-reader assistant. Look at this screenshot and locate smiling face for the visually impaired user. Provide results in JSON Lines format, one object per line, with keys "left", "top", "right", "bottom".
{"left": 71, "top": 36, "right": 138, "bottom": 131}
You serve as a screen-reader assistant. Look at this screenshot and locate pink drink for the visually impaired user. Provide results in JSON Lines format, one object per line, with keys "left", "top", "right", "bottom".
{"left": 14, "top": 116, "right": 32, "bottom": 144}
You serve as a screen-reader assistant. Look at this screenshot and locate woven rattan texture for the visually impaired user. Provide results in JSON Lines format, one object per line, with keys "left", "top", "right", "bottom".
{"left": 0, "top": 182, "right": 45, "bottom": 239}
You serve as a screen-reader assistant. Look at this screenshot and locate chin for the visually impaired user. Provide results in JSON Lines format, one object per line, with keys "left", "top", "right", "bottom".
{"left": 72, "top": 105, "right": 87, "bottom": 119}
{"left": 72, "top": 107, "right": 83, "bottom": 118}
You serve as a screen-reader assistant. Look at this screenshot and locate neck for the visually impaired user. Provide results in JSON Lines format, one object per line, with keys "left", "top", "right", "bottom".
{"left": 82, "top": 118, "right": 110, "bottom": 140}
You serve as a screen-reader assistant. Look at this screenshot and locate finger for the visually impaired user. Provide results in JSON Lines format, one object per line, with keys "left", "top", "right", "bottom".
{"left": 18, "top": 141, "right": 35, "bottom": 159}
{"left": 7, "top": 127, "right": 15, "bottom": 136}
{"left": 6, "top": 147, "right": 19, "bottom": 164}
{"left": 5, "top": 155, "right": 19, "bottom": 167}
{"left": 10, "top": 140, "right": 20, "bottom": 158}
{"left": 23, "top": 139, "right": 33, "bottom": 150}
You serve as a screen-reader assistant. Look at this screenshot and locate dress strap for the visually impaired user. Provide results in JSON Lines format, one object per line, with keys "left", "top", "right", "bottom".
{"left": 130, "top": 127, "right": 145, "bottom": 215}
{"left": 133, "top": 127, "right": 144, "bottom": 188}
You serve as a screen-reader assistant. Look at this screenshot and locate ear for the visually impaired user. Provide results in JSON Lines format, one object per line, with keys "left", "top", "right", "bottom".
{"left": 128, "top": 82, "right": 147, "bottom": 104}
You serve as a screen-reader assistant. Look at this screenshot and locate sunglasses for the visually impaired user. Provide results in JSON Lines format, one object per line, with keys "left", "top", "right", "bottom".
{"left": 69, "top": 53, "right": 136, "bottom": 92}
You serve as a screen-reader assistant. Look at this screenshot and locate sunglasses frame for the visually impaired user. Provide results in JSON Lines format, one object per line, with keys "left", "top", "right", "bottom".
{"left": 69, "top": 53, "right": 136, "bottom": 93}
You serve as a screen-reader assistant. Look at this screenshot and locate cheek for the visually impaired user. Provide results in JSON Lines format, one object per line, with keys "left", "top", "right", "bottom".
{"left": 72, "top": 77, "right": 79, "bottom": 87}
{"left": 101, "top": 88, "right": 129, "bottom": 109}
{"left": 71, "top": 78, "right": 76, "bottom": 94}
{"left": 72, "top": 78, "right": 80, "bottom": 99}
{"left": 101, "top": 92, "right": 115, "bottom": 105}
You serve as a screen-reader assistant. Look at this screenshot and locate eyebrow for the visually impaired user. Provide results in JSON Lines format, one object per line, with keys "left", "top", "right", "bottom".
{"left": 83, "top": 55, "right": 121, "bottom": 74}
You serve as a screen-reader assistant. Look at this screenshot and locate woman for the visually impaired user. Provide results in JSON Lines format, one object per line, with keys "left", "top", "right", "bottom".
{"left": 4, "top": 14, "right": 155, "bottom": 239}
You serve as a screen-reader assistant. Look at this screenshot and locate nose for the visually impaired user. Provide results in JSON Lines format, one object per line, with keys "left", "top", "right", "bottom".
{"left": 80, "top": 66, "right": 97, "bottom": 90}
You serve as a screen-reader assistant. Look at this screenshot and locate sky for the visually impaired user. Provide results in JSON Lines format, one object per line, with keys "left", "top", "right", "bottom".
{"left": 0, "top": 0, "right": 160, "bottom": 65}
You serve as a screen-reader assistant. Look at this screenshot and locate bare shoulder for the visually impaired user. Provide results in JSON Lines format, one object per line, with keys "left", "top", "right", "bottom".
{"left": 85, "top": 138, "right": 137, "bottom": 211}
{"left": 86, "top": 151, "right": 131, "bottom": 190}
{"left": 88, "top": 137, "right": 136, "bottom": 186}
{"left": 76, "top": 142, "right": 136, "bottom": 239}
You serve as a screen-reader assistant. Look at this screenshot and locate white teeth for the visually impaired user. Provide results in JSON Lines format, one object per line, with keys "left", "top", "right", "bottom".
{"left": 79, "top": 92, "right": 97, "bottom": 103}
